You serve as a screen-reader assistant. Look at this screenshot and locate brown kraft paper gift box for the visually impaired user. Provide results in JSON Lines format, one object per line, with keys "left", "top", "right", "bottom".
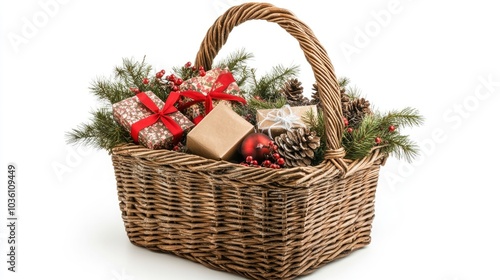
{"left": 186, "top": 103, "right": 254, "bottom": 161}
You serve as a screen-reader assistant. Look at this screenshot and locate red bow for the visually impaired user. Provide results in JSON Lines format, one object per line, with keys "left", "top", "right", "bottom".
{"left": 178, "top": 72, "right": 246, "bottom": 124}
{"left": 130, "top": 92, "right": 183, "bottom": 145}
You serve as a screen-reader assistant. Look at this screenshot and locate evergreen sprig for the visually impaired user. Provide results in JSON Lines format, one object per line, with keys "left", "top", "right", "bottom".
{"left": 247, "top": 64, "right": 300, "bottom": 102}
{"left": 213, "top": 49, "right": 254, "bottom": 88}
{"left": 68, "top": 56, "right": 168, "bottom": 152}
{"left": 343, "top": 108, "right": 424, "bottom": 161}
{"left": 304, "top": 107, "right": 423, "bottom": 163}
{"left": 248, "top": 96, "right": 288, "bottom": 110}
{"left": 66, "top": 108, "right": 132, "bottom": 153}
{"left": 90, "top": 56, "right": 171, "bottom": 103}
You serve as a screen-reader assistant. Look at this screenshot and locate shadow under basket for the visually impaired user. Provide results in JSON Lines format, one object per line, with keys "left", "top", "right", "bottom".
{"left": 111, "top": 2, "right": 387, "bottom": 280}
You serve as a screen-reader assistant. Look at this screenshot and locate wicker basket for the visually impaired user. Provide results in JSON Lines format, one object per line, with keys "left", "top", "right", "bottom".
{"left": 111, "top": 3, "right": 386, "bottom": 280}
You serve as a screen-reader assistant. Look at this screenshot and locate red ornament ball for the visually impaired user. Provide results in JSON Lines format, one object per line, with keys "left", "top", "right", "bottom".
{"left": 388, "top": 125, "right": 396, "bottom": 132}
{"left": 240, "top": 133, "right": 273, "bottom": 162}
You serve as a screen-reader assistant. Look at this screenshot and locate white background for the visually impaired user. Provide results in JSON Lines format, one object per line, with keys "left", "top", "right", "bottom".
{"left": 1, "top": 0, "right": 499, "bottom": 279}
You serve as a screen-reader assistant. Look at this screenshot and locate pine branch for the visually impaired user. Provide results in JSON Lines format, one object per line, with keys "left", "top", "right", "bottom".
{"left": 248, "top": 96, "right": 287, "bottom": 110}
{"left": 249, "top": 64, "right": 300, "bottom": 102}
{"left": 115, "top": 56, "right": 152, "bottom": 91}
{"left": 66, "top": 108, "right": 132, "bottom": 153}
{"left": 381, "top": 107, "right": 424, "bottom": 128}
{"left": 338, "top": 76, "right": 350, "bottom": 88}
{"left": 345, "top": 85, "right": 362, "bottom": 99}
{"left": 381, "top": 134, "right": 419, "bottom": 162}
{"left": 213, "top": 49, "right": 254, "bottom": 89}
{"left": 90, "top": 56, "right": 163, "bottom": 104}
{"left": 90, "top": 78, "right": 133, "bottom": 105}
{"left": 343, "top": 114, "right": 380, "bottom": 160}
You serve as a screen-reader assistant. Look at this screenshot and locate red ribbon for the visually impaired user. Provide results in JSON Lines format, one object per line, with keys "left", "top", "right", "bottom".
{"left": 178, "top": 72, "right": 246, "bottom": 124}
{"left": 130, "top": 92, "right": 183, "bottom": 145}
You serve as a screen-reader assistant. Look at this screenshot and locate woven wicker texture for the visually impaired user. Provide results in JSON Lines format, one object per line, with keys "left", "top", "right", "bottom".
{"left": 111, "top": 2, "right": 386, "bottom": 280}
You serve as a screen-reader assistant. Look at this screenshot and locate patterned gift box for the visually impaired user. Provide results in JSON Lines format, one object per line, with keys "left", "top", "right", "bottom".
{"left": 256, "top": 105, "right": 317, "bottom": 138}
{"left": 112, "top": 91, "right": 194, "bottom": 149}
{"left": 179, "top": 68, "right": 245, "bottom": 123}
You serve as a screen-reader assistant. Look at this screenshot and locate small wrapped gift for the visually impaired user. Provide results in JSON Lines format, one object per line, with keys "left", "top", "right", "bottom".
{"left": 186, "top": 103, "right": 254, "bottom": 161}
{"left": 112, "top": 91, "right": 194, "bottom": 149}
{"left": 178, "top": 68, "right": 246, "bottom": 124}
{"left": 256, "top": 105, "right": 317, "bottom": 138}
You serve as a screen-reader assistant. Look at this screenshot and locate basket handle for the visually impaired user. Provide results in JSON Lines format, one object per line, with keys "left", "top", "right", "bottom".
{"left": 195, "top": 2, "right": 346, "bottom": 164}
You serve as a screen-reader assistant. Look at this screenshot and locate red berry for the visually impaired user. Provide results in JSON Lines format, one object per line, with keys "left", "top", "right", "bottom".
{"left": 199, "top": 70, "right": 206, "bottom": 77}
{"left": 268, "top": 141, "right": 274, "bottom": 147}
{"left": 199, "top": 66, "right": 204, "bottom": 71}
{"left": 172, "top": 85, "right": 179, "bottom": 92}
{"left": 246, "top": 156, "right": 253, "bottom": 163}
{"left": 160, "top": 69, "right": 165, "bottom": 74}
{"left": 343, "top": 118, "right": 349, "bottom": 126}
{"left": 168, "top": 74, "right": 176, "bottom": 81}
{"left": 130, "top": 87, "right": 140, "bottom": 93}
{"left": 375, "top": 137, "right": 382, "bottom": 144}
{"left": 273, "top": 145, "right": 278, "bottom": 151}
{"left": 388, "top": 125, "right": 396, "bottom": 132}
{"left": 185, "top": 62, "right": 192, "bottom": 68}
{"left": 263, "top": 160, "right": 271, "bottom": 167}
{"left": 175, "top": 78, "right": 183, "bottom": 85}
{"left": 173, "top": 145, "right": 180, "bottom": 151}
{"left": 156, "top": 72, "right": 163, "bottom": 79}
{"left": 251, "top": 160, "right": 259, "bottom": 166}
{"left": 142, "top": 78, "right": 149, "bottom": 84}
{"left": 191, "top": 66, "right": 197, "bottom": 71}
{"left": 277, "top": 158, "right": 285, "bottom": 166}
{"left": 272, "top": 153, "right": 280, "bottom": 160}
{"left": 347, "top": 127, "right": 353, "bottom": 133}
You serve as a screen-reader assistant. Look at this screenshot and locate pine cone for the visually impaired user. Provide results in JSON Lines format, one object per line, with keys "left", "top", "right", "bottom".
{"left": 311, "top": 83, "right": 320, "bottom": 107}
{"left": 342, "top": 96, "right": 372, "bottom": 128}
{"left": 281, "top": 78, "right": 309, "bottom": 106}
{"left": 274, "top": 127, "right": 321, "bottom": 167}
{"left": 311, "top": 83, "right": 347, "bottom": 109}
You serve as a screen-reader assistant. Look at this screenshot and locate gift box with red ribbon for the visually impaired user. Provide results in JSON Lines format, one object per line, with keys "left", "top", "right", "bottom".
{"left": 178, "top": 68, "right": 246, "bottom": 124}
{"left": 112, "top": 91, "right": 194, "bottom": 149}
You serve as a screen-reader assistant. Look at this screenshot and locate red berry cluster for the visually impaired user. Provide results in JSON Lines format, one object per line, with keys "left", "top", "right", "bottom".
{"left": 240, "top": 141, "right": 285, "bottom": 169}
{"left": 184, "top": 62, "right": 206, "bottom": 77}
{"left": 164, "top": 73, "right": 184, "bottom": 92}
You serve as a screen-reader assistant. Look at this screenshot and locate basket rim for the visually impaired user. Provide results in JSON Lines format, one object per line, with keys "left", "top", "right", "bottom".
{"left": 111, "top": 143, "right": 386, "bottom": 187}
